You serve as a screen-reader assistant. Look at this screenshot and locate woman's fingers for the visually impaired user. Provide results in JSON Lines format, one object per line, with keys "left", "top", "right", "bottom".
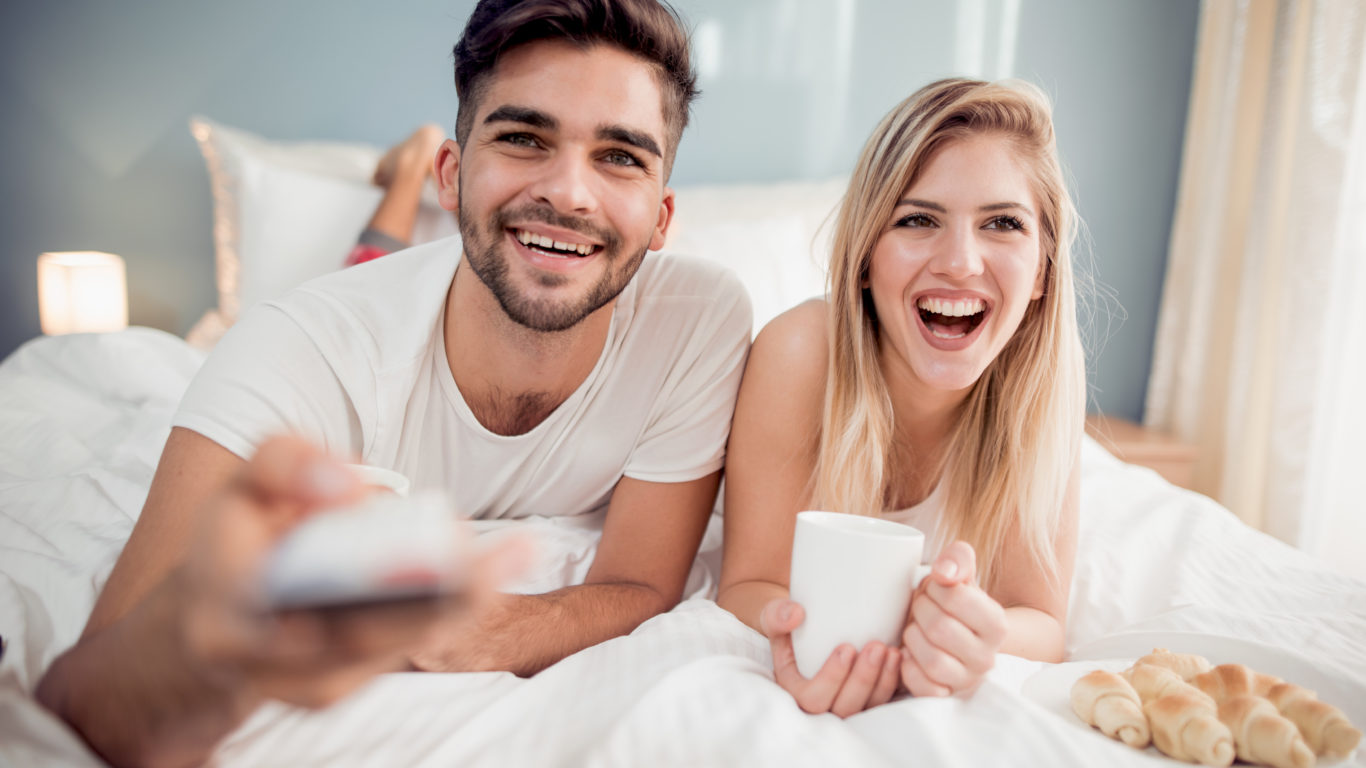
{"left": 929, "top": 540, "right": 977, "bottom": 586}
{"left": 792, "top": 644, "right": 856, "bottom": 714}
{"left": 868, "top": 645, "right": 902, "bottom": 707}
{"left": 910, "top": 588, "right": 996, "bottom": 675}
{"left": 921, "top": 579, "right": 1007, "bottom": 650}
{"left": 829, "top": 642, "right": 888, "bottom": 718}
{"left": 902, "top": 621, "right": 976, "bottom": 692}
{"left": 900, "top": 652, "right": 950, "bottom": 697}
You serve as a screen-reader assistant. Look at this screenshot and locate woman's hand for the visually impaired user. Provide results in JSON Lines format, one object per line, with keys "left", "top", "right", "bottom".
{"left": 759, "top": 598, "right": 902, "bottom": 717}
{"left": 900, "top": 541, "right": 1007, "bottom": 697}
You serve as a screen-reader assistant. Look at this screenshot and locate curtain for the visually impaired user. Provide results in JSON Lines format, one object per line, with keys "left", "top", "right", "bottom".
{"left": 1145, "top": 0, "right": 1366, "bottom": 577}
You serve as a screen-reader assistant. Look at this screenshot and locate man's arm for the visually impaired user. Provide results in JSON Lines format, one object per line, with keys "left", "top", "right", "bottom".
{"left": 38, "top": 433, "right": 523, "bottom": 767}
{"left": 85, "top": 427, "right": 244, "bottom": 636}
{"left": 411, "top": 470, "right": 719, "bottom": 676}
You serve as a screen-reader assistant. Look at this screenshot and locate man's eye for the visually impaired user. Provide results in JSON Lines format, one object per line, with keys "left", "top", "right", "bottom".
{"left": 602, "top": 149, "right": 641, "bottom": 167}
{"left": 896, "top": 213, "right": 936, "bottom": 228}
{"left": 497, "top": 133, "right": 539, "bottom": 148}
{"left": 985, "top": 215, "right": 1025, "bottom": 231}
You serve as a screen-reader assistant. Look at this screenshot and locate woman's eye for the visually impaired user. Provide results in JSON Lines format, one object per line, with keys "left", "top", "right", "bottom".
{"left": 985, "top": 215, "right": 1025, "bottom": 231}
{"left": 603, "top": 149, "right": 641, "bottom": 167}
{"left": 897, "top": 213, "right": 936, "bottom": 228}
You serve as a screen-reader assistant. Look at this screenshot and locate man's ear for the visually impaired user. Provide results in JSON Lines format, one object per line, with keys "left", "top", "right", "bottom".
{"left": 436, "top": 139, "right": 461, "bottom": 213}
{"left": 649, "top": 186, "right": 676, "bottom": 251}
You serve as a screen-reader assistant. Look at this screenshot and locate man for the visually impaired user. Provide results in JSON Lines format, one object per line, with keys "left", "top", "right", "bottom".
{"left": 35, "top": 1, "right": 751, "bottom": 765}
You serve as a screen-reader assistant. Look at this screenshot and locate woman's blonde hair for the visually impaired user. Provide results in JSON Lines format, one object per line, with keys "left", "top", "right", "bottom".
{"left": 813, "top": 78, "right": 1086, "bottom": 591}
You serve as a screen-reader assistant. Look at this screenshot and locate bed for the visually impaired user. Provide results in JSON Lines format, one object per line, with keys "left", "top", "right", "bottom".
{"left": 2, "top": 121, "right": 1363, "bottom": 767}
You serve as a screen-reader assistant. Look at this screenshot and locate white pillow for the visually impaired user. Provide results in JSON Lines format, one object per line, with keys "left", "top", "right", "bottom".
{"left": 187, "top": 116, "right": 458, "bottom": 346}
{"left": 666, "top": 177, "right": 846, "bottom": 335}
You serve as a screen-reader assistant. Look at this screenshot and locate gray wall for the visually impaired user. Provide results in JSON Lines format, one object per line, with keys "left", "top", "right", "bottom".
{"left": 0, "top": 0, "right": 1199, "bottom": 421}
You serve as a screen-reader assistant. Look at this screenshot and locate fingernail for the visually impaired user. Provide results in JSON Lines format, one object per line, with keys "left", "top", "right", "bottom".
{"left": 306, "top": 460, "right": 354, "bottom": 498}
{"left": 936, "top": 559, "right": 958, "bottom": 580}
{"left": 839, "top": 646, "right": 854, "bottom": 663}
{"left": 779, "top": 602, "right": 793, "bottom": 622}
{"left": 867, "top": 644, "right": 885, "bottom": 665}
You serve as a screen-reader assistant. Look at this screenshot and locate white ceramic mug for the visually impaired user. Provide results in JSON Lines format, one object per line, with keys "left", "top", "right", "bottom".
{"left": 789, "top": 510, "right": 933, "bottom": 679}
{"left": 345, "top": 464, "right": 411, "bottom": 497}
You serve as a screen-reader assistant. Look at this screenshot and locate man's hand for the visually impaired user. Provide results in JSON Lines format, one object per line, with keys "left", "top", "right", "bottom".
{"left": 899, "top": 541, "right": 1006, "bottom": 698}
{"left": 760, "top": 598, "right": 902, "bottom": 717}
{"left": 36, "top": 435, "right": 528, "bottom": 768}
{"left": 178, "top": 436, "right": 526, "bottom": 706}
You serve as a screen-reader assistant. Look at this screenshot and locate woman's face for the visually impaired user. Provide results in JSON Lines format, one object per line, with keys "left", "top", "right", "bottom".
{"left": 866, "top": 133, "right": 1045, "bottom": 395}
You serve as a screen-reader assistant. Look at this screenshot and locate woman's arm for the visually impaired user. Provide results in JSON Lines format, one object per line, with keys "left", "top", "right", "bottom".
{"left": 994, "top": 454, "right": 1080, "bottom": 663}
{"left": 716, "top": 300, "right": 828, "bottom": 629}
{"left": 717, "top": 301, "right": 902, "bottom": 716}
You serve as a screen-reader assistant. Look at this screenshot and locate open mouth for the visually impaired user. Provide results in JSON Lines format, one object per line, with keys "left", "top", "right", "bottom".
{"left": 916, "top": 296, "right": 988, "bottom": 340}
{"left": 513, "top": 229, "right": 601, "bottom": 259}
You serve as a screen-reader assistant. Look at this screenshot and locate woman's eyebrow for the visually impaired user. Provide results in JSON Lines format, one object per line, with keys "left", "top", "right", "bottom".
{"left": 898, "top": 199, "right": 1033, "bottom": 215}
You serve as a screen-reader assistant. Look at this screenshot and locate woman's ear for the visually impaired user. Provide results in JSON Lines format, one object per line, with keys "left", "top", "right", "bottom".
{"left": 1032, "top": 255, "right": 1048, "bottom": 300}
{"left": 435, "top": 139, "right": 461, "bottom": 213}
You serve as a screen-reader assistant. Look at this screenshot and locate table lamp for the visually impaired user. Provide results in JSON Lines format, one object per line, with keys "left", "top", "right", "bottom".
{"left": 37, "top": 251, "right": 129, "bottom": 335}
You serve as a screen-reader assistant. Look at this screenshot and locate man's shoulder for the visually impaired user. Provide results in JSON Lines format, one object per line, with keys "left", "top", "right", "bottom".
{"left": 266, "top": 236, "right": 461, "bottom": 359}
{"left": 629, "top": 252, "right": 751, "bottom": 320}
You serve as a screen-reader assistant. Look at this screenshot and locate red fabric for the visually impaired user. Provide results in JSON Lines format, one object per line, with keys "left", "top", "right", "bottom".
{"left": 344, "top": 243, "right": 391, "bottom": 267}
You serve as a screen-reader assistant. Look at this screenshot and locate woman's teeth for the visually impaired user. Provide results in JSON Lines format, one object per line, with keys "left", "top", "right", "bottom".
{"left": 916, "top": 296, "right": 986, "bottom": 339}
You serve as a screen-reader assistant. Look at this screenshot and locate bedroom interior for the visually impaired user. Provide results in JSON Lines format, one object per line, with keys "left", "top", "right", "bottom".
{"left": 1, "top": 1, "right": 1363, "bottom": 766}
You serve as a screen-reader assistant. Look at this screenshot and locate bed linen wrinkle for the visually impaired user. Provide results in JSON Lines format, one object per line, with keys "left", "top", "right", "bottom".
{"left": 3, "top": 330, "right": 1365, "bottom": 767}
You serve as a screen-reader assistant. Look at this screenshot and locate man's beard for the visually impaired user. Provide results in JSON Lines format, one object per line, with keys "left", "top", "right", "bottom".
{"left": 459, "top": 198, "right": 647, "bottom": 333}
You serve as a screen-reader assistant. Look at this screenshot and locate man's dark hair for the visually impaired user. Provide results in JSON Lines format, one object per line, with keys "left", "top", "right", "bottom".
{"left": 452, "top": 0, "right": 699, "bottom": 164}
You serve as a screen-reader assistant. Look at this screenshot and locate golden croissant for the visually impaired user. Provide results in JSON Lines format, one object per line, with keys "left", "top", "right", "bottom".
{"left": 1218, "top": 694, "right": 1315, "bottom": 768}
{"left": 1265, "top": 681, "right": 1362, "bottom": 759}
{"left": 1070, "top": 670, "right": 1150, "bottom": 748}
{"left": 1134, "top": 648, "right": 1214, "bottom": 681}
{"left": 1145, "top": 689, "right": 1237, "bottom": 767}
{"left": 1191, "top": 663, "right": 1283, "bottom": 702}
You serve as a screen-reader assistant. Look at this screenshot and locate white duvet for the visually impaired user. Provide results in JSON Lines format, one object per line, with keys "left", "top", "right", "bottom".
{"left": 1, "top": 329, "right": 1363, "bottom": 767}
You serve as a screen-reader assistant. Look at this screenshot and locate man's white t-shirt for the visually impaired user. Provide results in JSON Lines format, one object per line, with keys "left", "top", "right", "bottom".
{"left": 173, "top": 236, "right": 752, "bottom": 520}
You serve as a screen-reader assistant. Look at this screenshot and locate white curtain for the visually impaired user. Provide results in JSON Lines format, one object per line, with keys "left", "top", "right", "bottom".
{"left": 1146, "top": 0, "right": 1366, "bottom": 578}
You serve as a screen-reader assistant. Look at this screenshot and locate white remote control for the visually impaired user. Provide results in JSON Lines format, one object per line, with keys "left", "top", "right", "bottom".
{"left": 262, "top": 491, "right": 468, "bottom": 611}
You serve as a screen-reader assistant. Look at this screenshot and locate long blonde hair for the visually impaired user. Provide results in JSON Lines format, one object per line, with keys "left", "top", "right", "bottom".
{"left": 813, "top": 78, "right": 1086, "bottom": 591}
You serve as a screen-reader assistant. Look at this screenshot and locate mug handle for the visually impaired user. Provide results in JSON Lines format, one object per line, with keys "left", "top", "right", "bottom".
{"left": 911, "top": 563, "right": 934, "bottom": 590}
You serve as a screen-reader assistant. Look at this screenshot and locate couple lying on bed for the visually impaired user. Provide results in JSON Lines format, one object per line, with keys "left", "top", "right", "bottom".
{"left": 34, "top": 0, "right": 1082, "bottom": 764}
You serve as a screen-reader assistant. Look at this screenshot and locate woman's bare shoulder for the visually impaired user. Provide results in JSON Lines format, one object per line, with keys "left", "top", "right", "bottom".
{"left": 742, "top": 299, "right": 829, "bottom": 408}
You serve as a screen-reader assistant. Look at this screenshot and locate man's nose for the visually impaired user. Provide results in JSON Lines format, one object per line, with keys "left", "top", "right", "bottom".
{"left": 527, "top": 151, "right": 598, "bottom": 214}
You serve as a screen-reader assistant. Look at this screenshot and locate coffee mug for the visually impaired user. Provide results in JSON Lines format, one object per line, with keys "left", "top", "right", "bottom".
{"left": 345, "top": 464, "right": 411, "bottom": 497}
{"left": 789, "top": 510, "right": 932, "bottom": 679}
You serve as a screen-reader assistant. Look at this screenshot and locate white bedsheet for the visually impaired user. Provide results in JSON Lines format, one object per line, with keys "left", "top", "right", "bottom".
{"left": 2, "top": 329, "right": 1363, "bottom": 767}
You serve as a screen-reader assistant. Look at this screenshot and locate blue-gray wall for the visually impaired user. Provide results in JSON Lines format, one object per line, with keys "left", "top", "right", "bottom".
{"left": 0, "top": 0, "right": 1198, "bottom": 421}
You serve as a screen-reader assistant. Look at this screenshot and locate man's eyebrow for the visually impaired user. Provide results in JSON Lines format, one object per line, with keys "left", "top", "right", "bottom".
{"left": 483, "top": 105, "right": 557, "bottom": 130}
{"left": 598, "top": 125, "right": 662, "bottom": 158}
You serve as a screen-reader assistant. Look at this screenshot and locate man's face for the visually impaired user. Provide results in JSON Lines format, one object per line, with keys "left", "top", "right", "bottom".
{"left": 437, "top": 39, "right": 675, "bottom": 333}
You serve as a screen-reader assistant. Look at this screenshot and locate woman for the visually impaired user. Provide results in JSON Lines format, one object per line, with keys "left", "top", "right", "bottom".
{"left": 717, "top": 78, "right": 1085, "bottom": 717}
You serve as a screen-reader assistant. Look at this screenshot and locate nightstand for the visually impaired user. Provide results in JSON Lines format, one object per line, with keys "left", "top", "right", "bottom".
{"left": 1085, "top": 414, "right": 1199, "bottom": 491}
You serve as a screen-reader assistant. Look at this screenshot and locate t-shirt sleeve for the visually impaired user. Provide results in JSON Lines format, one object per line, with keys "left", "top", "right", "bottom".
{"left": 171, "top": 304, "right": 364, "bottom": 461}
{"left": 622, "top": 269, "right": 753, "bottom": 483}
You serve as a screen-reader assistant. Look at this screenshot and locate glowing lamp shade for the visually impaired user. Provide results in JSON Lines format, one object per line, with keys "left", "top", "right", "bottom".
{"left": 37, "top": 251, "right": 129, "bottom": 335}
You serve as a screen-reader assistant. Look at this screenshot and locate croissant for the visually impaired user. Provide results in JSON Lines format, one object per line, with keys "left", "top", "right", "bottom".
{"left": 1127, "top": 663, "right": 1216, "bottom": 710}
{"left": 1265, "top": 681, "right": 1362, "bottom": 759}
{"left": 1071, "top": 670, "right": 1151, "bottom": 748}
{"left": 1145, "top": 690, "right": 1236, "bottom": 766}
{"left": 1218, "top": 694, "right": 1315, "bottom": 768}
{"left": 1191, "top": 664, "right": 1283, "bottom": 702}
{"left": 1135, "top": 648, "right": 1213, "bottom": 681}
